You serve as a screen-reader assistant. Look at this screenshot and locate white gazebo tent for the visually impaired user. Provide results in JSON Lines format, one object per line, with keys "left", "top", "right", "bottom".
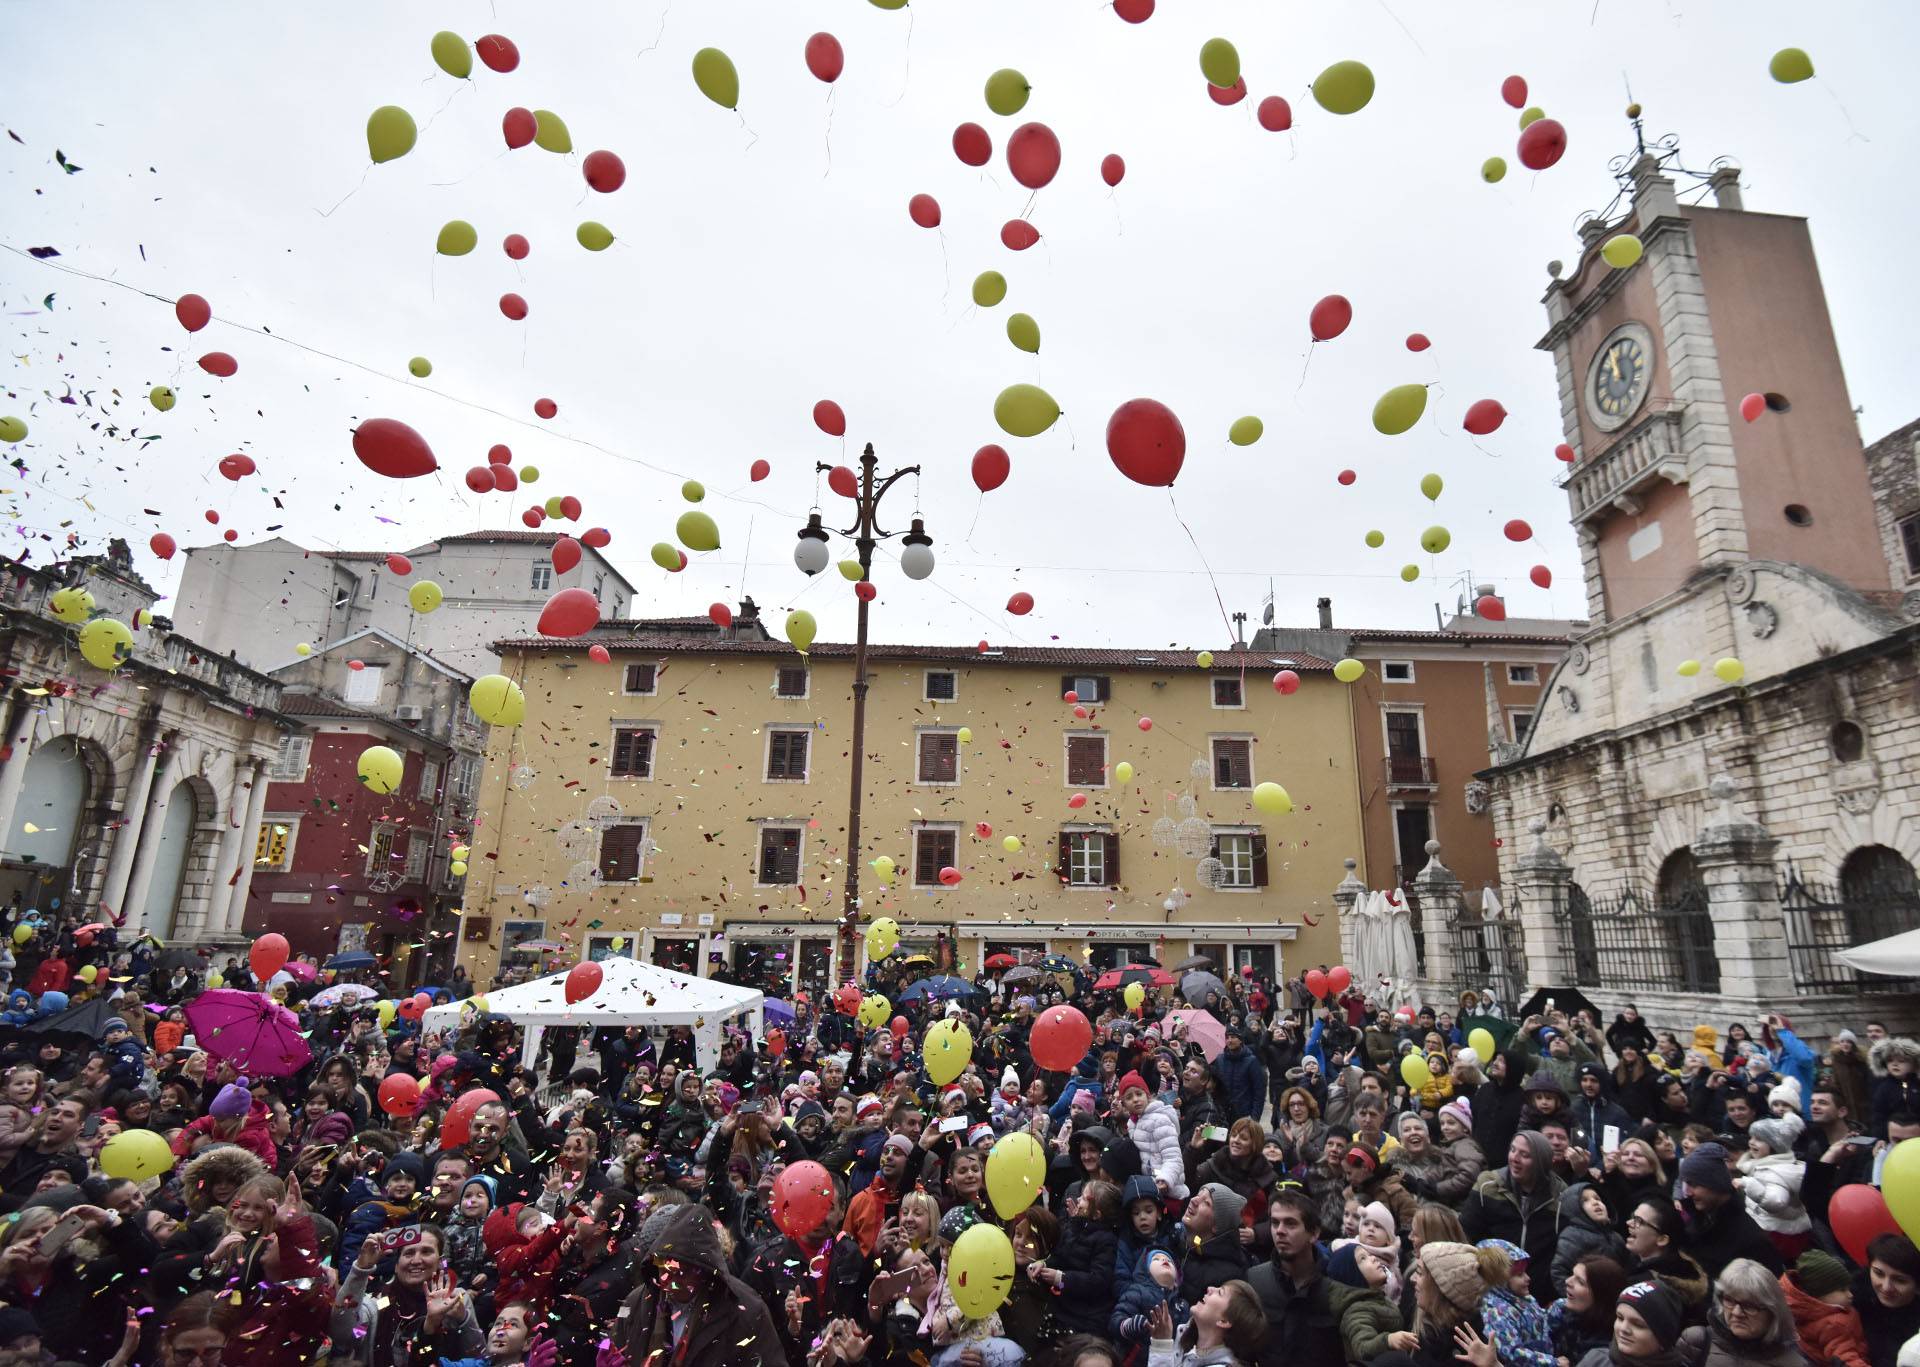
{"left": 423, "top": 958, "right": 765, "bottom": 1074}
{"left": 1838, "top": 929, "right": 1920, "bottom": 978}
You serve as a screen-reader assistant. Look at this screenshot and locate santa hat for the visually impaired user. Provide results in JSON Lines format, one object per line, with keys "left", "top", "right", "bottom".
{"left": 941, "top": 1084, "right": 966, "bottom": 1107}
{"left": 856, "top": 1095, "right": 884, "bottom": 1121}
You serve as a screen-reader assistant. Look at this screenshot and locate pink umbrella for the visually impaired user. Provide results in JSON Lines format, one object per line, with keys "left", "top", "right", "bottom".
{"left": 283, "top": 960, "right": 318, "bottom": 982}
{"left": 184, "top": 989, "right": 313, "bottom": 1076}
{"left": 1163, "top": 1008, "right": 1227, "bottom": 1062}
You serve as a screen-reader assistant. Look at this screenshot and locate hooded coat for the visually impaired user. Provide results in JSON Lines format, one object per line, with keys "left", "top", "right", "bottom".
{"left": 618, "top": 1203, "right": 783, "bottom": 1366}
{"left": 1127, "top": 1095, "right": 1190, "bottom": 1198}
{"left": 1460, "top": 1131, "right": 1565, "bottom": 1303}
{"left": 1780, "top": 1269, "right": 1869, "bottom": 1367}
{"left": 1212, "top": 1041, "right": 1267, "bottom": 1122}
{"left": 1474, "top": 1051, "right": 1530, "bottom": 1164}
{"left": 170, "top": 1098, "right": 278, "bottom": 1170}
{"left": 1869, "top": 1039, "right": 1920, "bottom": 1138}
{"left": 1551, "top": 1183, "right": 1629, "bottom": 1296}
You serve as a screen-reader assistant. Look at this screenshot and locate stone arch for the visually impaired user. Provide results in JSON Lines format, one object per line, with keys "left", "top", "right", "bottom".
{"left": 8, "top": 732, "right": 118, "bottom": 902}
{"left": 1642, "top": 802, "right": 1700, "bottom": 892}
{"left": 1820, "top": 802, "right": 1920, "bottom": 888}
{"left": 1836, "top": 845, "right": 1920, "bottom": 950}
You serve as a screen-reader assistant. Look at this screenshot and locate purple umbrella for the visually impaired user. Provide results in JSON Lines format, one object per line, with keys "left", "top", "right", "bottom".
{"left": 184, "top": 989, "right": 313, "bottom": 1076}
{"left": 764, "top": 998, "right": 796, "bottom": 1026}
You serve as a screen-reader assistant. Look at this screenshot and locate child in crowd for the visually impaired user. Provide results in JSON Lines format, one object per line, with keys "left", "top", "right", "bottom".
{"left": 1552, "top": 1184, "right": 1627, "bottom": 1296}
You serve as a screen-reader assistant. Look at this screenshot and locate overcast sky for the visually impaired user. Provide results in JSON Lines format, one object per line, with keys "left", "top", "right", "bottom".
{"left": 3, "top": 2, "right": 1914, "bottom": 652}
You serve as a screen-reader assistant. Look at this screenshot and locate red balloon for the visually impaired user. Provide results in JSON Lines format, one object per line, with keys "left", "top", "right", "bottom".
{"left": 564, "top": 960, "right": 604, "bottom": 1005}
{"left": 1337, "top": 469, "right": 1357, "bottom": 486}
{"left": 250, "top": 932, "right": 290, "bottom": 981}
{"left": 1101, "top": 154, "right": 1125, "bottom": 187}
{"left": 175, "top": 294, "right": 211, "bottom": 332}
{"left": 534, "top": 397, "right": 558, "bottom": 419}
{"left": 492, "top": 465, "right": 519, "bottom": 492}
{"left": 939, "top": 866, "right": 963, "bottom": 886}
{"left": 972, "top": 445, "right": 1011, "bottom": 493}
{"left": 489, "top": 443, "right": 512, "bottom": 465}
{"left": 378, "top": 1072, "right": 421, "bottom": 1117}
{"left": 584, "top": 150, "right": 626, "bottom": 193}
{"left": 581, "top": 526, "right": 611, "bottom": 549}
{"left": 500, "top": 293, "right": 529, "bottom": 321}
{"left": 1063, "top": 690, "right": 1079, "bottom": 703}
{"left": 1501, "top": 75, "right": 1528, "bottom": 109}
{"left": 538, "top": 588, "right": 601, "bottom": 638}
{"left": 1207, "top": 77, "right": 1248, "bottom": 106}
{"left": 1114, "top": 0, "right": 1154, "bottom": 19}
{"left": 1476, "top": 594, "right": 1508, "bottom": 622}
{"left": 1739, "top": 392, "right": 1766, "bottom": 423}
{"left": 588, "top": 644, "right": 612, "bottom": 664}
{"left": 709, "top": 602, "right": 734, "bottom": 627}
{"left": 1031, "top": 1005, "right": 1093, "bottom": 1071}
{"left": 552, "top": 537, "right": 582, "bottom": 575}
{"left": 854, "top": 581, "right": 877, "bottom": 602}
{"left": 1554, "top": 443, "right": 1576, "bottom": 463}
{"left": 1257, "top": 96, "right": 1293, "bottom": 132}
{"left": 503, "top": 107, "right": 537, "bottom": 149}
{"left": 1273, "top": 669, "right": 1300, "bottom": 695}
{"left": 908, "top": 193, "right": 942, "bottom": 229}
{"left": 1464, "top": 399, "right": 1508, "bottom": 435}
{"left": 828, "top": 465, "right": 858, "bottom": 498}
{"left": 347, "top": 659, "right": 364, "bottom": 670}
{"left": 978, "top": 641, "right": 991, "bottom": 654}
{"left": 1007, "top": 122, "right": 1062, "bottom": 189}
{"left": 976, "top": 822, "right": 994, "bottom": 839}
{"left": 503, "top": 233, "right": 530, "bottom": 260}
{"left": 352, "top": 419, "right": 438, "bottom": 480}
{"left": 1006, "top": 591, "right": 1034, "bottom": 616}
{"left": 440, "top": 1088, "right": 500, "bottom": 1149}
{"left": 1001, "top": 219, "right": 1041, "bottom": 251}
{"left": 1406, "top": 333, "right": 1431, "bottom": 352}
{"left": 1530, "top": 565, "right": 1552, "bottom": 589}
{"left": 1304, "top": 969, "right": 1329, "bottom": 998}
{"left": 814, "top": 400, "right": 847, "bottom": 437}
{"left": 1310, "top": 294, "right": 1353, "bottom": 342}
{"left": 1327, "top": 965, "right": 1352, "bottom": 994}
{"left": 835, "top": 984, "right": 863, "bottom": 1017}
{"left": 199, "top": 352, "right": 238, "bottom": 377}
{"left": 1504, "top": 519, "right": 1533, "bottom": 543}
{"left": 218, "top": 454, "right": 255, "bottom": 481}
{"left": 223, "top": 529, "right": 238, "bottom": 542}
{"left": 477, "top": 34, "right": 520, "bottom": 73}
{"left": 386, "top": 553, "right": 413, "bottom": 576}
{"left": 890, "top": 1015, "right": 910, "bottom": 1039}
{"left": 1073, "top": 706, "right": 1089, "bottom": 719}
{"left": 150, "top": 532, "right": 176, "bottom": 560}
{"left": 766, "top": 1027, "right": 786, "bottom": 1057}
{"left": 560, "top": 495, "right": 582, "bottom": 521}
{"left": 205, "top": 509, "right": 220, "bottom": 525}
{"left": 750, "top": 459, "right": 771, "bottom": 482}
{"left": 521, "top": 508, "right": 545, "bottom": 529}
{"left": 1831, "top": 1184, "right": 1904, "bottom": 1265}
{"left": 1517, "top": 118, "right": 1567, "bottom": 171}
{"left": 1106, "top": 398, "right": 1187, "bottom": 487}
{"left": 464, "top": 465, "right": 497, "bottom": 493}
{"left": 773, "top": 1160, "right": 837, "bottom": 1239}
{"left": 953, "top": 122, "right": 992, "bottom": 167}
{"left": 805, "top": 33, "right": 844, "bottom": 83}
{"left": 1066, "top": 793, "right": 1086, "bottom": 809}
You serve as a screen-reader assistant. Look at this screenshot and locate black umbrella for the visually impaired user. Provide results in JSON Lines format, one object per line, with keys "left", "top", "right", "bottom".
{"left": 1515, "top": 987, "right": 1600, "bottom": 1021}
{"left": 0, "top": 996, "right": 123, "bottom": 1054}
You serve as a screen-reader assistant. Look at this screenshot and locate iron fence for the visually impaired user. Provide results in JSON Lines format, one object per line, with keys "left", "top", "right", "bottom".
{"left": 1780, "top": 866, "right": 1920, "bottom": 993}
{"left": 1553, "top": 881, "right": 1719, "bottom": 994}
{"left": 1447, "top": 893, "right": 1525, "bottom": 1008}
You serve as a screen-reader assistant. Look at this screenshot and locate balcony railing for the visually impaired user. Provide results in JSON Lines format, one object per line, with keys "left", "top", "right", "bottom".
{"left": 1384, "top": 754, "right": 1436, "bottom": 787}
{"left": 1561, "top": 401, "right": 1684, "bottom": 523}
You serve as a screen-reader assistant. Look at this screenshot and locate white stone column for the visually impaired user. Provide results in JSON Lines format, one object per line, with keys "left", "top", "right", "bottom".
{"left": 121, "top": 739, "right": 180, "bottom": 932}
{"left": 221, "top": 761, "right": 272, "bottom": 933}
{"left": 1693, "top": 775, "right": 1794, "bottom": 1001}
{"left": 201, "top": 763, "right": 255, "bottom": 939}
{"left": 1412, "top": 840, "right": 1464, "bottom": 992}
{"left": 1511, "top": 817, "right": 1574, "bottom": 987}
{"left": 99, "top": 728, "right": 163, "bottom": 919}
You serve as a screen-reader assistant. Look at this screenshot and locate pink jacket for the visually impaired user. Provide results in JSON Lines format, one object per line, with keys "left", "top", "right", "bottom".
{"left": 171, "top": 1100, "right": 279, "bottom": 1170}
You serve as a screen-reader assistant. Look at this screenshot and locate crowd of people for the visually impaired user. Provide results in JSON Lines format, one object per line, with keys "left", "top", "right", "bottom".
{"left": 2, "top": 914, "right": 1920, "bottom": 1367}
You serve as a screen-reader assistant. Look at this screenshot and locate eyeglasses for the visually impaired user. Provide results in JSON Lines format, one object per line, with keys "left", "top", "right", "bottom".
{"left": 172, "top": 1348, "right": 226, "bottom": 1366}
{"left": 1624, "top": 1215, "right": 1650, "bottom": 1230}
{"left": 1719, "top": 1295, "right": 1767, "bottom": 1316}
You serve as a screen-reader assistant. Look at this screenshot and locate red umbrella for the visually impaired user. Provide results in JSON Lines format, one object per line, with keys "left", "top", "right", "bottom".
{"left": 184, "top": 989, "right": 313, "bottom": 1076}
{"left": 1093, "top": 965, "right": 1175, "bottom": 991}
{"left": 984, "top": 953, "right": 1019, "bottom": 969}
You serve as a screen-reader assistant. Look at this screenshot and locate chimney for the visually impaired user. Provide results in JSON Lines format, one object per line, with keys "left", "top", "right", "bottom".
{"left": 1708, "top": 163, "right": 1743, "bottom": 211}
{"left": 1316, "top": 597, "right": 1333, "bottom": 630}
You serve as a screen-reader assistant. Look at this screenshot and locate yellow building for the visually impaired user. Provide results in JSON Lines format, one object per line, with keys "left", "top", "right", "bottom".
{"left": 456, "top": 608, "right": 1365, "bottom": 997}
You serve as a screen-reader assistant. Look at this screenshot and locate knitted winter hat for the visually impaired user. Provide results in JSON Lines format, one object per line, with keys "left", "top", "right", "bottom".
{"left": 210, "top": 1079, "right": 252, "bottom": 1119}
{"left": 461, "top": 1174, "right": 498, "bottom": 1205}
{"left": 1001, "top": 1066, "right": 1021, "bottom": 1094}
{"left": 1620, "top": 1281, "right": 1683, "bottom": 1348}
{"left": 1834, "top": 1029, "right": 1858, "bottom": 1045}
{"left": 1749, "top": 1114, "right": 1804, "bottom": 1155}
{"left": 1420, "top": 1242, "right": 1489, "bottom": 1313}
{"left": 382, "top": 1151, "right": 426, "bottom": 1186}
{"left": 967, "top": 1122, "right": 994, "bottom": 1146}
{"left": 1326, "top": 1243, "right": 1370, "bottom": 1288}
{"left": 856, "top": 1095, "right": 884, "bottom": 1120}
{"left": 1678, "top": 1142, "right": 1734, "bottom": 1193}
{"left": 882, "top": 1133, "right": 914, "bottom": 1155}
{"left": 1769, "top": 1078, "right": 1803, "bottom": 1112}
{"left": 1117, "top": 1070, "right": 1150, "bottom": 1097}
{"left": 1476, "top": 1237, "right": 1529, "bottom": 1268}
{"left": 793, "top": 1099, "right": 826, "bottom": 1127}
{"left": 1438, "top": 1098, "right": 1473, "bottom": 1131}
{"left": 1358, "top": 1201, "right": 1395, "bottom": 1238}
{"left": 1202, "top": 1182, "right": 1247, "bottom": 1232}
{"left": 1796, "top": 1249, "right": 1851, "bottom": 1298}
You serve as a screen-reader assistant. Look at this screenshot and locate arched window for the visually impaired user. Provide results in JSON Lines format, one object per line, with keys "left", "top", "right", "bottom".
{"left": 1655, "top": 848, "right": 1718, "bottom": 993}
{"left": 7, "top": 737, "right": 89, "bottom": 867}
{"left": 1840, "top": 845, "right": 1920, "bottom": 947}
{"left": 141, "top": 782, "right": 198, "bottom": 940}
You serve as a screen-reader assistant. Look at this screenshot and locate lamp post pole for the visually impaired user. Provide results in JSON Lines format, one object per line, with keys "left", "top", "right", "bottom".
{"left": 811, "top": 444, "right": 922, "bottom": 985}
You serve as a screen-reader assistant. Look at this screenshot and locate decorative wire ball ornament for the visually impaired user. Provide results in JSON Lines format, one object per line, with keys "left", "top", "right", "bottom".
{"left": 555, "top": 822, "right": 597, "bottom": 857}
{"left": 584, "top": 795, "right": 624, "bottom": 828}
{"left": 1175, "top": 817, "right": 1213, "bottom": 858}
{"left": 1168, "top": 885, "right": 1191, "bottom": 911}
{"left": 523, "top": 884, "right": 551, "bottom": 908}
{"left": 510, "top": 764, "right": 538, "bottom": 790}
{"left": 1151, "top": 816, "right": 1179, "bottom": 848}
{"left": 1189, "top": 757, "right": 1211, "bottom": 782}
{"left": 1177, "top": 794, "right": 1199, "bottom": 818}
{"left": 1194, "top": 857, "right": 1226, "bottom": 890}
{"left": 566, "top": 860, "right": 605, "bottom": 889}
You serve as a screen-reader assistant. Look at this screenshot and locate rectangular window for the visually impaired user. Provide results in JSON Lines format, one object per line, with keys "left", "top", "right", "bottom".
{"left": 402, "top": 830, "right": 428, "bottom": 881}
{"left": 758, "top": 826, "right": 803, "bottom": 885}
{"left": 1060, "top": 674, "right": 1111, "bottom": 703}
{"left": 268, "top": 735, "right": 311, "bottom": 782}
{"left": 366, "top": 822, "right": 396, "bottom": 878}
{"left": 624, "top": 663, "right": 658, "bottom": 695}
{"left": 343, "top": 665, "right": 384, "bottom": 704}
{"left": 775, "top": 666, "right": 809, "bottom": 699}
{"left": 924, "top": 670, "right": 957, "bottom": 702}
{"left": 1061, "top": 829, "right": 1118, "bottom": 888}
{"left": 418, "top": 758, "right": 442, "bottom": 801}
{"left": 593, "top": 573, "right": 605, "bottom": 601}
{"left": 450, "top": 754, "right": 478, "bottom": 800}
{"left": 599, "top": 820, "right": 650, "bottom": 882}
{"left": 1385, "top": 711, "right": 1424, "bottom": 758}
{"left": 254, "top": 818, "right": 297, "bottom": 872}
{"left": 1211, "top": 737, "right": 1253, "bottom": 789}
{"left": 1510, "top": 710, "right": 1536, "bottom": 744}
{"left": 916, "top": 730, "right": 960, "bottom": 784}
{"left": 1382, "top": 661, "right": 1415, "bottom": 683}
{"left": 766, "top": 728, "right": 810, "bottom": 781}
{"left": 531, "top": 562, "right": 553, "bottom": 591}
{"left": 1507, "top": 664, "right": 1539, "bottom": 685}
{"left": 1212, "top": 676, "right": 1244, "bottom": 708}
{"left": 1065, "top": 733, "right": 1107, "bottom": 787}
{"left": 610, "top": 726, "right": 657, "bottom": 779}
{"left": 913, "top": 827, "right": 958, "bottom": 886}
{"left": 1901, "top": 513, "right": 1920, "bottom": 576}
{"left": 1211, "top": 829, "right": 1267, "bottom": 889}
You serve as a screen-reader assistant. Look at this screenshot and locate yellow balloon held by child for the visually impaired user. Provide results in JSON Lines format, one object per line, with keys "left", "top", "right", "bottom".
{"left": 1468, "top": 1027, "right": 1497, "bottom": 1061}
{"left": 101, "top": 1129, "right": 176, "bottom": 1182}
{"left": 1401, "top": 1054, "right": 1432, "bottom": 1090}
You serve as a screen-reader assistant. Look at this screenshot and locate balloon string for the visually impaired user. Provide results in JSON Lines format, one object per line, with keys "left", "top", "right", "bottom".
{"left": 1295, "top": 342, "right": 1315, "bottom": 395}
{"left": 1167, "top": 489, "right": 1238, "bottom": 656}
{"left": 314, "top": 164, "right": 371, "bottom": 218}
{"left": 1375, "top": 0, "right": 1427, "bottom": 55}
{"left": 883, "top": 8, "right": 916, "bottom": 109}
{"left": 965, "top": 490, "right": 983, "bottom": 546}
{"left": 937, "top": 228, "right": 951, "bottom": 312}
{"left": 418, "top": 80, "right": 468, "bottom": 139}
{"left": 823, "top": 88, "right": 836, "bottom": 177}
{"left": 637, "top": 0, "right": 671, "bottom": 58}
{"left": 738, "top": 111, "right": 759, "bottom": 153}
{"left": 1108, "top": 189, "right": 1124, "bottom": 237}
{"left": 1819, "top": 80, "right": 1869, "bottom": 142}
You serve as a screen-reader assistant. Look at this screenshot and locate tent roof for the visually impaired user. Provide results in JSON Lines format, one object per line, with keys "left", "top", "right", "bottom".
{"left": 1838, "top": 928, "right": 1920, "bottom": 977}
{"left": 422, "top": 957, "right": 763, "bottom": 1033}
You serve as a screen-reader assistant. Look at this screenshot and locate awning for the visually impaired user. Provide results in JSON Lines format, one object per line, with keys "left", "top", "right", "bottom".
{"left": 1838, "top": 928, "right": 1920, "bottom": 977}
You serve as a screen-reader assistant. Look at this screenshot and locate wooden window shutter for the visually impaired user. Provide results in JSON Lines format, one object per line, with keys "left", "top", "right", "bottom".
{"left": 1066, "top": 735, "right": 1105, "bottom": 786}
{"left": 1096, "top": 676, "right": 1111, "bottom": 702}
{"left": 599, "top": 824, "right": 644, "bottom": 881}
{"left": 1251, "top": 833, "right": 1269, "bottom": 887}
{"left": 920, "top": 733, "right": 957, "bottom": 782}
{"left": 1104, "top": 832, "right": 1120, "bottom": 887}
{"left": 1057, "top": 830, "right": 1071, "bottom": 883}
{"left": 1060, "top": 675, "right": 1076, "bottom": 699}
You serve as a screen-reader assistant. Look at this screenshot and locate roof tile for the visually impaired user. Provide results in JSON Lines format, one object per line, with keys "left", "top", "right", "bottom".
{"left": 492, "top": 633, "right": 1336, "bottom": 671}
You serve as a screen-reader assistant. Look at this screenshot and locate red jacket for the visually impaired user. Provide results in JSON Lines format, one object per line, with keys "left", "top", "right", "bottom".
{"left": 483, "top": 1204, "right": 568, "bottom": 1312}
{"left": 171, "top": 1100, "right": 278, "bottom": 1171}
{"left": 27, "top": 958, "right": 69, "bottom": 996}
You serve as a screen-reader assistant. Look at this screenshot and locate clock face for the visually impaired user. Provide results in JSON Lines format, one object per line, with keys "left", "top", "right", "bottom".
{"left": 1591, "top": 334, "right": 1648, "bottom": 423}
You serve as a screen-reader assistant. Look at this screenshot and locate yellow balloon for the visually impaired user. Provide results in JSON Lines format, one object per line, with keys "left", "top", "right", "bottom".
{"left": 577, "top": 221, "right": 614, "bottom": 252}
{"left": 409, "top": 580, "right": 444, "bottom": 614}
{"left": 1253, "top": 782, "right": 1292, "bottom": 815}
{"left": 973, "top": 271, "right": 1007, "bottom": 308}
{"left": 11, "top": 925, "right": 32, "bottom": 946}
{"left": 367, "top": 106, "right": 418, "bottom": 163}
{"left": 78, "top": 619, "right": 134, "bottom": 670}
{"left": 77, "top": 964, "right": 97, "bottom": 984}
{"left": 1481, "top": 157, "right": 1508, "bottom": 184}
{"left": 437, "top": 221, "right": 477, "bottom": 256}
{"left": 924, "top": 1019, "right": 974, "bottom": 1085}
{"left": 1400, "top": 1054, "right": 1432, "bottom": 1090}
{"left": 1400, "top": 565, "right": 1420, "bottom": 583}
{"left": 452, "top": 844, "right": 470, "bottom": 861}
{"left": 677, "top": 511, "right": 721, "bottom": 552}
{"left": 682, "top": 480, "right": 706, "bottom": 503}
{"left": 1677, "top": 659, "right": 1702, "bottom": 678}
{"left": 1769, "top": 48, "right": 1814, "bottom": 84}
{"left": 1420, "top": 473, "right": 1444, "bottom": 501}
{"left": 948, "top": 1223, "right": 1014, "bottom": 1318}
{"left": 296, "top": 642, "right": 312, "bottom": 656}
{"left": 859, "top": 994, "right": 891, "bottom": 1028}
{"left": 1312, "top": 61, "right": 1376, "bottom": 115}
{"left": 376, "top": 999, "right": 396, "bottom": 1027}
{"left": 544, "top": 496, "right": 566, "bottom": 519}
{"left": 985, "top": 1132, "right": 1047, "bottom": 1219}
{"left": 408, "top": 357, "right": 432, "bottom": 378}
{"left": 1228, "top": 416, "right": 1263, "bottom": 447}
{"left": 1007, "top": 313, "right": 1041, "bottom": 355}
{"left": 449, "top": 860, "right": 467, "bottom": 877}
{"left": 100, "top": 1128, "right": 176, "bottom": 1181}
{"left": 869, "top": 913, "right": 899, "bottom": 942}
{"left": 1421, "top": 526, "right": 1452, "bottom": 554}
{"left": 1519, "top": 106, "right": 1545, "bottom": 129}
{"left": 1885, "top": 1139, "right": 1920, "bottom": 1244}
{"left": 651, "top": 542, "right": 681, "bottom": 571}
{"left": 532, "top": 111, "right": 572, "bottom": 154}
{"left": 49, "top": 586, "right": 95, "bottom": 624}
{"left": 469, "top": 674, "right": 527, "bottom": 727}
{"left": 1199, "top": 38, "right": 1240, "bottom": 89}
{"left": 1602, "top": 234, "right": 1644, "bottom": 269}
{"left": 430, "top": 30, "right": 472, "bottom": 79}
{"left": 207, "top": 971, "right": 225, "bottom": 989}
{"left": 520, "top": 465, "right": 540, "bottom": 484}
{"left": 870, "top": 0, "right": 908, "bottom": 9}
{"left": 149, "top": 386, "right": 176, "bottom": 412}
{"left": 994, "top": 384, "right": 1060, "bottom": 438}
{"left": 357, "top": 744, "right": 405, "bottom": 795}
{"left": 470, "top": 995, "right": 489, "bottom": 1013}
{"left": 838, "top": 559, "right": 865, "bottom": 582}
{"left": 1002, "top": 835, "right": 1022, "bottom": 854}
{"left": 1333, "top": 658, "right": 1366, "bottom": 684}
{"left": 957, "top": 727, "right": 973, "bottom": 744}
{"left": 0, "top": 416, "right": 29, "bottom": 442}
{"left": 692, "top": 48, "right": 740, "bottom": 109}
{"left": 1114, "top": 761, "right": 1134, "bottom": 784}
{"left": 786, "top": 610, "right": 817, "bottom": 655}
{"left": 1713, "top": 657, "right": 1746, "bottom": 684}
{"left": 1196, "top": 651, "right": 1214, "bottom": 668}
{"left": 1468, "top": 1028, "right": 1497, "bottom": 1061}
{"left": 1124, "top": 982, "right": 1146, "bottom": 1011}
{"left": 1372, "top": 383, "right": 1428, "bottom": 435}
{"left": 984, "top": 69, "right": 1030, "bottom": 117}
{"left": 1365, "top": 530, "right": 1385, "bottom": 549}
{"left": 610, "top": 936, "right": 626, "bottom": 951}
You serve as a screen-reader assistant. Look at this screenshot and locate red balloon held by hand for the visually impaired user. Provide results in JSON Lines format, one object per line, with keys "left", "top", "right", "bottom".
{"left": 908, "top": 194, "right": 942, "bottom": 229}
{"left": 1304, "top": 969, "right": 1328, "bottom": 998}
{"left": 772, "top": 1161, "right": 836, "bottom": 1240}
{"left": 353, "top": 418, "right": 438, "bottom": 479}
{"left": 503, "top": 107, "right": 537, "bottom": 149}
{"left": 953, "top": 123, "right": 992, "bottom": 167}
{"left": 805, "top": 33, "right": 844, "bottom": 83}
{"left": 1001, "top": 219, "right": 1041, "bottom": 251}
{"left": 175, "top": 293, "right": 211, "bottom": 332}
{"left": 378, "top": 1072, "right": 421, "bottom": 1117}
{"left": 583, "top": 150, "right": 626, "bottom": 193}
{"left": 1007, "top": 122, "right": 1062, "bottom": 189}
{"left": 1006, "top": 591, "right": 1034, "bottom": 616}
{"left": 1328, "top": 965, "right": 1352, "bottom": 994}
{"left": 1101, "top": 154, "right": 1125, "bottom": 187}
{"left": 813, "top": 400, "right": 846, "bottom": 437}
{"left": 1030, "top": 1005, "right": 1093, "bottom": 1071}
{"left": 1106, "top": 398, "right": 1186, "bottom": 487}
{"left": 828, "top": 466, "right": 858, "bottom": 498}
{"left": 1257, "top": 96, "right": 1292, "bottom": 132}
{"left": 476, "top": 34, "right": 520, "bottom": 73}
{"left": 1310, "top": 294, "right": 1353, "bottom": 342}
{"left": 564, "top": 960, "right": 604, "bottom": 1006}
{"left": 971, "top": 445, "right": 1010, "bottom": 492}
